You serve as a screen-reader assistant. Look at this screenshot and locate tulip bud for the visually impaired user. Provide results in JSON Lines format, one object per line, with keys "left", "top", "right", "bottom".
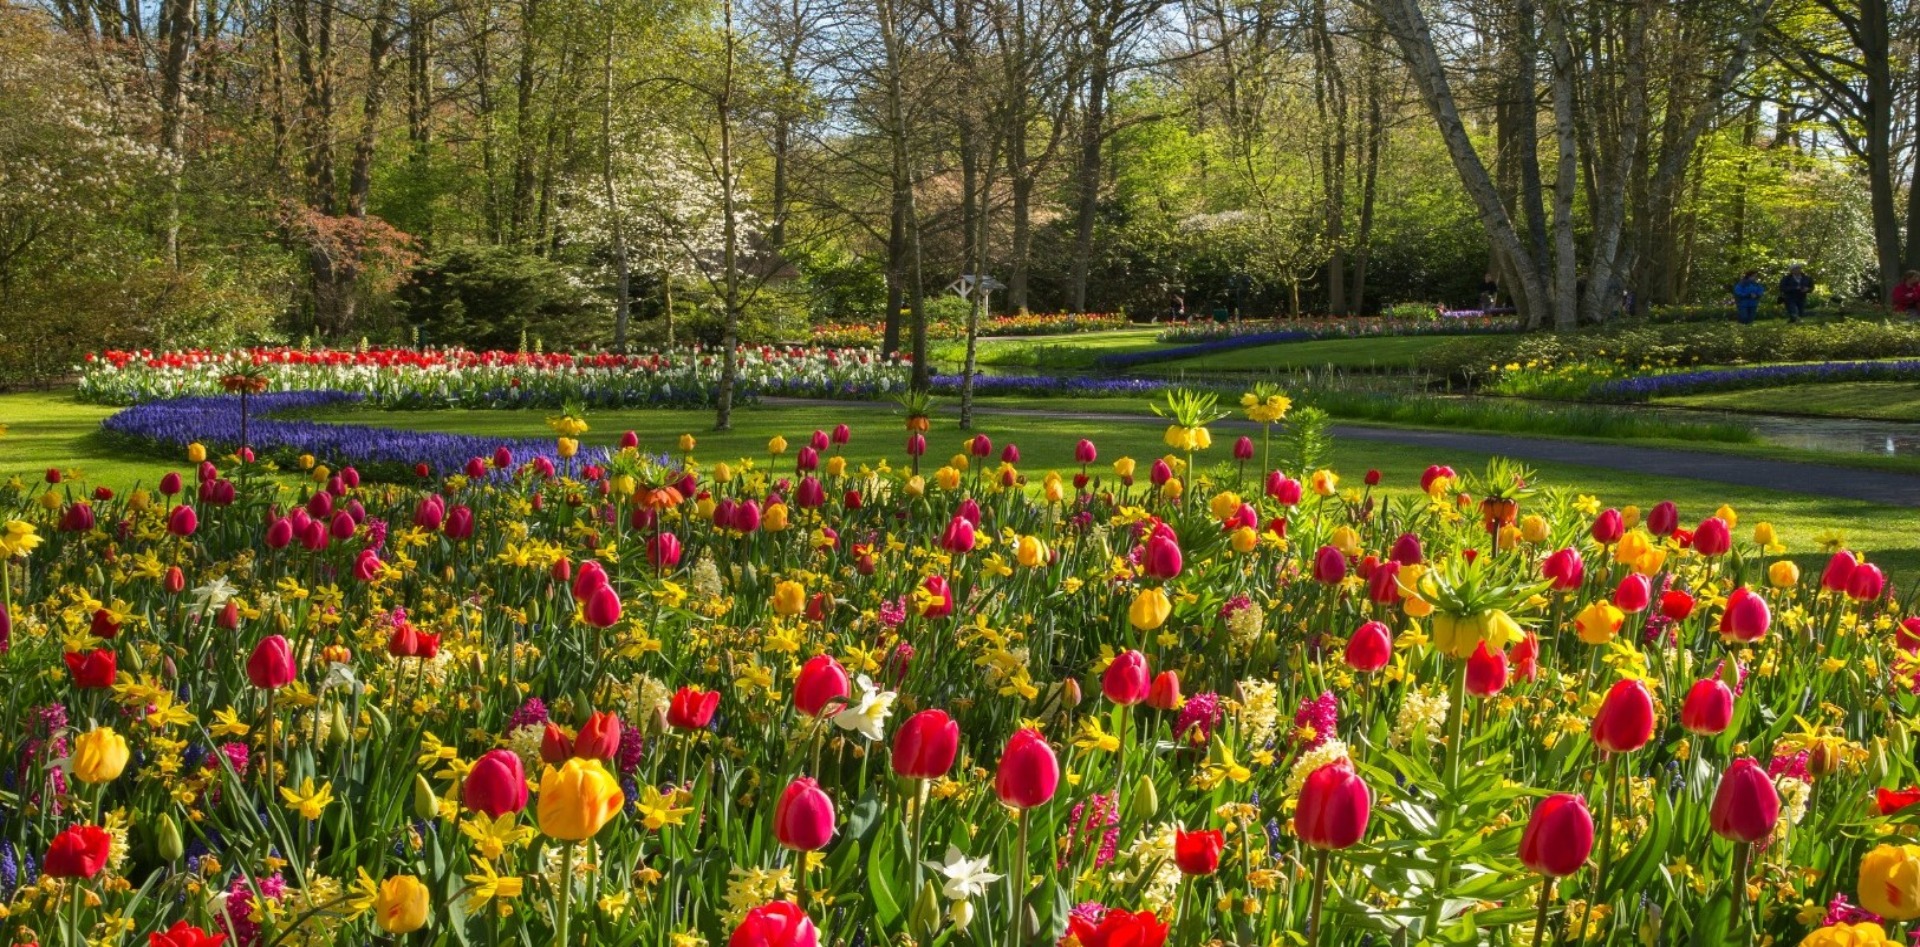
{"left": 1102, "top": 650, "right": 1151, "bottom": 706}
{"left": 1518, "top": 794, "right": 1594, "bottom": 877}
{"left": 1129, "top": 774, "right": 1159, "bottom": 821}
{"left": 773, "top": 776, "right": 836, "bottom": 851}
{"left": 1146, "top": 671, "right": 1182, "bottom": 711}
{"left": 995, "top": 728, "right": 1059, "bottom": 809}
{"left": 1345, "top": 621, "right": 1392, "bottom": 673}
{"left": 1709, "top": 757, "right": 1781, "bottom": 843}
{"left": 413, "top": 774, "right": 440, "bottom": 820}
{"left": 1296, "top": 760, "right": 1371, "bottom": 849}
{"left": 1680, "top": 678, "right": 1734, "bottom": 735}
{"left": 1591, "top": 679, "right": 1655, "bottom": 754}
{"left": 156, "top": 813, "right": 184, "bottom": 862}
{"left": 1465, "top": 641, "right": 1508, "bottom": 698}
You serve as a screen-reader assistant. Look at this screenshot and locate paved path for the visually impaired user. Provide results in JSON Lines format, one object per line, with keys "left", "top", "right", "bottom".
{"left": 764, "top": 398, "right": 1920, "bottom": 507}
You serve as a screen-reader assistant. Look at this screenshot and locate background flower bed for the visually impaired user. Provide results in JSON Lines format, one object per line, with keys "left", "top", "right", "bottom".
{"left": 1154, "top": 312, "right": 1521, "bottom": 343}
{"left": 1590, "top": 360, "right": 1920, "bottom": 402}
{"left": 77, "top": 346, "right": 912, "bottom": 408}
{"left": 808, "top": 312, "right": 1129, "bottom": 347}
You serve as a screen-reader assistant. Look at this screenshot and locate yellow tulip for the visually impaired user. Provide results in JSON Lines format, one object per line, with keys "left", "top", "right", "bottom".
{"left": 1113, "top": 458, "right": 1137, "bottom": 480}
{"left": 1496, "top": 524, "right": 1521, "bottom": 550}
{"left": 1230, "top": 527, "right": 1258, "bottom": 554}
{"left": 1520, "top": 515, "right": 1550, "bottom": 544}
{"left": 695, "top": 496, "right": 716, "bottom": 521}
{"left": 826, "top": 456, "right": 847, "bottom": 478}
{"left": 1715, "top": 504, "right": 1738, "bottom": 528}
{"left": 936, "top": 467, "right": 963, "bottom": 491}
{"left": 768, "top": 435, "right": 788, "bottom": 455}
{"left": 374, "top": 874, "right": 431, "bottom": 933}
{"left": 712, "top": 462, "right": 733, "bottom": 483}
{"left": 1016, "top": 536, "right": 1048, "bottom": 569}
{"left": 1209, "top": 492, "right": 1242, "bottom": 523}
{"left": 1632, "top": 547, "right": 1667, "bottom": 577}
{"left": 1860, "top": 844, "right": 1920, "bottom": 921}
{"left": 1621, "top": 505, "right": 1640, "bottom": 529}
{"left": 1329, "top": 526, "right": 1360, "bottom": 557}
{"left": 312, "top": 465, "right": 330, "bottom": 484}
{"left": 1799, "top": 922, "right": 1898, "bottom": 946}
{"left": 1754, "top": 521, "right": 1779, "bottom": 546}
{"left": 1310, "top": 469, "right": 1339, "bottom": 496}
{"left": 187, "top": 442, "right": 207, "bottom": 463}
{"left": 1129, "top": 588, "right": 1172, "bottom": 631}
{"left": 1043, "top": 473, "right": 1065, "bottom": 504}
{"left": 679, "top": 433, "right": 697, "bottom": 453}
{"left": 71, "top": 726, "right": 129, "bottom": 784}
{"left": 1613, "top": 530, "right": 1650, "bottom": 565}
{"left": 763, "top": 504, "right": 789, "bottom": 532}
{"left": 1769, "top": 560, "right": 1801, "bottom": 588}
{"left": 905, "top": 476, "right": 926, "bottom": 498}
{"left": 537, "top": 758, "right": 626, "bottom": 841}
{"left": 556, "top": 437, "right": 578, "bottom": 459}
{"left": 772, "top": 580, "right": 807, "bottom": 616}
{"left": 949, "top": 453, "right": 970, "bottom": 471}
{"left": 1158, "top": 478, "right": 1183, "bottom": 502}
{"left": 1574, "top": 601, "right": 1625, "bottom": 645}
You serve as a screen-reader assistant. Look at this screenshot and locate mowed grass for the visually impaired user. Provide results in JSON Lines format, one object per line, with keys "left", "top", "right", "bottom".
{"left": 6, "top": 388, "right": 1917, "bottom": 574}
{"left": 1662, "top": 380, "right": 1920, "bottom": 422}
{"left": 929, "top": 327, "right": 1169, "bottom": 370}
{"left": 1155, "top": 334, "right": 1450, "bottom": 373}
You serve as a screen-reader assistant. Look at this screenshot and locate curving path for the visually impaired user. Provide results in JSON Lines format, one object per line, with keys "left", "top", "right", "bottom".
{"left": 766, "top": 397, "right": 1920, "bottom": 507}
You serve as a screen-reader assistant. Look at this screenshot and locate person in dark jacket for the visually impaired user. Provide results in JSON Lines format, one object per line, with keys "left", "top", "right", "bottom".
{"left": 1779, "top": 264, "right": 1814, "bottom": 322}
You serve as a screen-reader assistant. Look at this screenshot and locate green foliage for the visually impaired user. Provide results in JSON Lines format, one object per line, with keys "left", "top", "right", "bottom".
{"left": 398, "top": 247, "right": 601, "bottom": 351}
{"left": 1280, "top": 406, "right": 1334, "bottom": 473}
{"left": 1427, "top": 318, "right": 1920, "bottom": 386}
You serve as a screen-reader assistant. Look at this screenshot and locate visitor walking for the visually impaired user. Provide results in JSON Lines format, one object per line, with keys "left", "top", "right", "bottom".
{"left": 1895, "top": 270, "right": 1920, "bottom": 315}
{"left": 1732, "top": 270, "right": 1765, "bottom": 325}
{"left": 1478, "top": 273, "right": 1498, "bottom": 311}
{"left": 1168, "top": 292, "right": 1186, "bottom": 323}
{"left": 1779, "top": 264, "right": 1814, "bottom": 322}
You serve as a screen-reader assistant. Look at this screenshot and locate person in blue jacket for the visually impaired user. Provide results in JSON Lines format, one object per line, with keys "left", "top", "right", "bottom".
{"left": 1732, "top": 270, "right": 1765, "bottom": 325}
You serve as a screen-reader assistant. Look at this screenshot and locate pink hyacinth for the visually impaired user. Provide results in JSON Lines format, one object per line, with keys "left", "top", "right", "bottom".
{"left": 1174, "top": 692, "right": 1223, "bottom": 745}
{"left": 1294, "top": 691, "right": 1339, "bottom": 750}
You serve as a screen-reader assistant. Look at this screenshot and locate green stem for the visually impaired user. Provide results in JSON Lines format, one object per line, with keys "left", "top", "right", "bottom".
{"left": 1730, "top": 841, "right": 1751, "bottom": 938}
{"left": 1531, "top": 876, "right": 1552, "bottom": 947}
{"left": 1307, "top": 849, "right": 1331, "bottom": 947}
{"left": 1422, "top": 661, "right": 1471, "bottom": 932}
{"left": 1577, "top": 753, "right": 1621, "bottom": 945}
{"left": 1012, "top": 808, "right": 1030, "bottom": 947}
{"left": 555, "top": 840, "right": 576, "bottom": 946}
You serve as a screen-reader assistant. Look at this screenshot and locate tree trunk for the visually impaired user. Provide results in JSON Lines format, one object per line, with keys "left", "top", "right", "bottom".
{"left": 602, "top": 26, "right": 631, "bottom": 350}
{"left": 158, "top": 0, "right": 195, "bottom": 269}
{"left": 1377, "top": 0, "right": 1552, "bottom": 328}
{"left": 1578, "top": 0, "right": 1651, "bottom": 323}
{"left": 714, "top": 0, "right": 742, "bottom": 431}
{"left": 1546, "top": 0, "right": 1576, "bottom": 329}
{"left": 509, "top": 0, "right": 541, "bottom": 244}
{"left": 1068, "top": 30, "right": 1110, "bottom": 314}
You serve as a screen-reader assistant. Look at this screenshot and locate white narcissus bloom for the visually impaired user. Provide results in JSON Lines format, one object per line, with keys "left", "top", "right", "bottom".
{"left": 832, "top": 674, "right": 896, "bottom": 742}
{"left": 923, "top": 845, "right": 1001, "bottom": 903}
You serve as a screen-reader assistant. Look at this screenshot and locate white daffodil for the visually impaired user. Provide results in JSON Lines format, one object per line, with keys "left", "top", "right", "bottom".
{"left": 191, "top": 576, "right": 238, "bottom": 613}
{"left": 922, "top": 845, "right": 1001, "bottom": 902}
{"left": 832, "top": 674, "right": 896, "bottom": 742}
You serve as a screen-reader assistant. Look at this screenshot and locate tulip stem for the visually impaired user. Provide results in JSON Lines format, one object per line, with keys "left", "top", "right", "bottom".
{"left": 263, "top": 687, "right": 276, "bottom": 800}
{"left": 1011, "top": 807, "right": 1030, "bottom": 947}
{"left": 1423, "top": 664, "right": 1470, "bottom": 933}
{"left": 1577, "top": 752, "right": 1620, "bottom": 946}
{"left": 1307, "top": 848, "right": 1331, "bottom": 947}
{"left": 1531, "top": 876, "right": 1552, "bottom": 947}
{"left": 68, "top": 880, "right": 83, "bottom": 947}
{"left": 1729, "top": 841, "right": 1750, "bottom": 938}
{"left": 555, "top": 840, "right": 576, "bottom": 947}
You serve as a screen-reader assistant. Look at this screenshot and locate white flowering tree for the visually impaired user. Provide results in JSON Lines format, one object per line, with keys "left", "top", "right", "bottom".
{"left": 560, "top": 128, "right": 729, "bottom": 348}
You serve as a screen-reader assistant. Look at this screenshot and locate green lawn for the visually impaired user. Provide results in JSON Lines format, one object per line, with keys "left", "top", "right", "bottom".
{"left": 1661, "top": 380, "right": 1920, "bottom": 422}
{"left": 6, "top": 389, "right": 1917, "bottom": 575}
{"left": 1156, "top": 334, "right": 1450, "bottom": 373}
{"left": 928, "top": 327, "right": 1169, "bottom": 370}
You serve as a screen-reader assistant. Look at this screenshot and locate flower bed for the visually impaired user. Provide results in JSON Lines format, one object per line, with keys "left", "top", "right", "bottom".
{"left": 1590, "top": 359, "right": 1920, "bottom": 401}
{"left": 1103, "top": 317, "right": 1521, "bottom": 369}
{"left": 0, "top": 386, "right": 1911, "bottom": 946}
{"left": 77, "top": 346, "right": 912, "bottom": 407}
{"left": 809, "top": 312, "right": 1129, "bottom": 348}
{"left": 1154, "top": 313, "right": 1520, "bottom": 344}
{"left": 100, "top": 391, "right": 614, "bottom": 476}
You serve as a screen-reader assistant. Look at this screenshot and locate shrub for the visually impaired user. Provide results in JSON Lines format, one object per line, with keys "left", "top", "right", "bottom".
{"left": 399, "top": 247, "right": 601, "bottom": 351}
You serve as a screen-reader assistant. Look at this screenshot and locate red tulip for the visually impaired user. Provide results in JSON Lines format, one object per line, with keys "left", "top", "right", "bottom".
{"left": 940, "top": 515, "right": 976, "bottom": 554}
{"left": 463, "top": 749, "right": 529, "bottom": 817}
{"left": 1345, "top": 621, "right": 1392, "bottom": 673}
{"left": 1680, "top": 678, "right": 1734, "bottom": 735}
{"left": 1613, "top": 574, "right": 1651, "bottom": 613}
{"left": 1232, "top": 436, "right": 1254, "bottom": 461}
{"left": 1518, "top": 794, "right": 1594, "bottom": 877}
{"left": 1419, "top": 464, "right": 1456, "bottom": 492}
{"left": 1590, "top": 679, "right": 1655, "bottom": 753}
{"left": 728, "top": 900, "right": 818, "bottom": 947}
{"left": 1899, "top": 617, "right": 1920, "bottom": 651}
{"left": 1174, "top": 827, "right": 1225, "bottom": 875}
{"left": 1465, "top": 641, "right": 1508, "bottom": 698}
{"left": 1147, "top": 671, "right": 1183, "bottom": 710}
{"left": 573, "top": 712, "right": 621, "bottom": 761}
{"left": 1312, "top": 545, "right": 1346, "bottom": 584}
{"left": 1660, "top": 590, "right": 1695, "bottom": 622}
{"left": 1365, "top": 468, "right": 1382, "bottom": 486}
{"left": 90, "top": 608, "right": 120, "bottom": 639}
{"left": 1647, "top": 500, "right": 1678, "bottom": 537}
{"left": 1267, "top": 472, "right": 1302, "bottom": 505}
{"left": 1296, "top": 760, "right": 1371, "bottom": 850}
{"left": 1389, "top": 532, "right": 1424, "bottom": 565}
{"left": 794, "top": 655, "right": 852, "bottom": 718}
{"left": 667, "top": 686, "right": 720, "bottom": 730}
{"left": 1821, "top": 551, "right": 1857, "bottom": 592}
{"left": 1512, "top": 631, "right": 1541, "bottom": 682}
{"left": 446, "top": 505, "right": 474, "bottom": 539}
{"left": 44, "top": 824, "right": 112, "bottom": 878}
{"left": 919, "top": 575, "right": 954, "bottom": 618}
{"left": 164, "top": 565, "right": 186, "bottom": 594}
{"left": 584, "top": 585, "right": 623, "bottom": 629}
{"left": 168, "top": 504, "right": 198, "bottom": 537}
{"left": 1065, "top": 909, "right": 1169, "bottom": 947}
{"left": 149, "top": 920, "right": 228, "bottom": 947}
{"left": 1719, "top": 587, "right": 1770, "bottom": 642}
{"left": 995, "top": 728, "right": 1059, "bottom": 809}
{"left": 893, "top": 709, "right": 960, "bottom": 779}
{"left": 159, "top": 471, "right": 183, "bottom": 496}
{"left": 970, "top": 434, "right": 992, "bottom": 457}
{"left": 1149, "top": 459, "right": 1172, "bottom": 486}
{"left": 1366, "top": 560, "right": 1401, "bottom": 605}
{"left": 1848, "top": 562, "right": 1886, "bottom": 602}
{"left": 1142, "top": 532, "right": 1183, "bottom": 579}
{"left": 1075, "top": 439, "right": 1097, "bottom": 463}
{"left": 1591, "top": 508, "right": 1624, "bottom": 544}
{"left": 265, "top": 518, "right": 293, "bottom": 548}
{"left": 539, "top": 723, "right": 574, "bottom": 765}
{"left": 1709, "top": 758, "right": 1781, "bottom": 843}
{"left": 1877, "top": 787, "right": 1920, "bottom": 815}
{"left": 905, "top": 433, "right": 926, "bottom": 457}
{"left": 1693, "top": 516, "right": 1732, "bottom": 556}
{"left": 773, "top": 777, "right": 836, "bottom": 851}
{"left": 1102, "top": 649, "right": 1151, "bottom": 706}
{"left": 246, "top": 635, "right": 296, "bottom": 690}
{"left": 647, "top": 532, "right": 683, "bottom": 570}
{"left": 65, "top": 649, "right": 117, "bottom": 688}
{"left": 1542, "top": 548, "right": 1584, "bottom": 590}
